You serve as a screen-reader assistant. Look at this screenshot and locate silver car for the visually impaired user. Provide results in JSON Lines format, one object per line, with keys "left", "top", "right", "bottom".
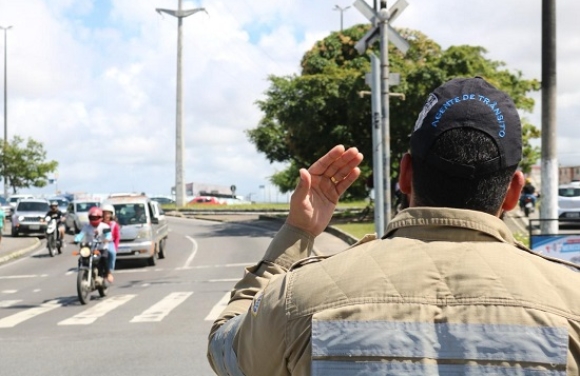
{"left": 11, "top": 198, "right": 50, "bottom": 237}
{"left": 102, "top": 194, "right": 169, "bottom": 266}
{"left": 64, "top": 200, "right": 101, "bottom": 234}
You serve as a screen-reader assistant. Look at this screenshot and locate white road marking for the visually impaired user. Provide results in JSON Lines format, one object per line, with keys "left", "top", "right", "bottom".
{"left": 181, "top": 236, "right": 198, "bottom": 269}
{"left": 189, "top": 262, "right": 252, "bottom": 270}
{"left": 130, "top": 292, "right": 193, "bottom": 323}
{"left": 0, "top": 299, "right": 63, "bottom": 328}
{"left": 204, "top": 292, "right": 230, "bottom": 321}
{"left": 33, "top": 289, "right": 41, "bottom": 293}
{"left": 0, "top": 275, "right": 41, "bottom": 280}
{"left": 1, "top": 290, "right": 17, "bottom": 294}
{"left": 0, "top": 300, "right": 21, "bottom": 308}
{"left": 208, "top": 278, "right": 239, "bottom": 283}
{"left": 113, "top": 269, "right": 149, "bottom": 274}
{"left": 58, "top": 294, "right": 136, "bottom": 326}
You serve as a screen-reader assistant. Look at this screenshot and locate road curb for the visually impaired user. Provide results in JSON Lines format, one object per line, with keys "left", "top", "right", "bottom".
{"left": 256, "top": 214, "right": 359, "bottom": 247}
{"left": 167, "top": 212, "right": 361, "bottom": 250}
{"left": 0, "top": 238, "right": 41, "bottom": 266}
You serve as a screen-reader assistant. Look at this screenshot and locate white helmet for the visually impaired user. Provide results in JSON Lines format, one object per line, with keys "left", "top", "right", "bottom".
{"left": 102, "top": 204, "right": 115, "bottom": 215}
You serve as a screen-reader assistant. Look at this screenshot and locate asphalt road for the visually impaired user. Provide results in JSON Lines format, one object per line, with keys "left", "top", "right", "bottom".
{"left": 0, "top": 215, "right": 350, "bottom": 376}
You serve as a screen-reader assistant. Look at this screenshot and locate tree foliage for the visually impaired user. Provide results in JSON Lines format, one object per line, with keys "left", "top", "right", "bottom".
{"left": 247, "top": 25, "right": 541, "bottom": 198}
{"left": 1, "top": 136, "right": 59, "bottom": 194}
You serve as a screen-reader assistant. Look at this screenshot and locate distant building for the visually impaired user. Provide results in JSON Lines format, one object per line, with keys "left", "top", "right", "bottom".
{"left": 559, "top": 165, "right": 580, "bottom": 184}
{"left": 171, "top": 182, "right": 235, "bottom": 198}
{"left": 527, "top": 165, "right": 580, "bottom": 186}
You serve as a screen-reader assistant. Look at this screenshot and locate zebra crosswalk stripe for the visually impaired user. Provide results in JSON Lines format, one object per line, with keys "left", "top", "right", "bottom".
{"left": 204, "top": 292, "right": 230, "bottom": 321}
{"left": 58, "top": 294, "right": 136, "bottom": 326}
{"left": 0, "top": 300, "right": 21, "bottom": 308}
{"left": 130, "top": 292, "right": 193, "bottom": 323}
{"left": 0, "top": 299, "right": 63, "bottom": 328}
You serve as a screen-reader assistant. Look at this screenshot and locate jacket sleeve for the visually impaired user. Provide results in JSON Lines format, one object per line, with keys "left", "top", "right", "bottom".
{"left": 113, "top": 222, "right": 120, "bottom": 249}
{"left": 207, "top": 223, "right": 315, "bottom": 376}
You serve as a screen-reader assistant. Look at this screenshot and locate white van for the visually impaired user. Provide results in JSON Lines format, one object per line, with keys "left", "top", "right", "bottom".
{"left": 102, "top": 194, "right": 169, "bottom": 266}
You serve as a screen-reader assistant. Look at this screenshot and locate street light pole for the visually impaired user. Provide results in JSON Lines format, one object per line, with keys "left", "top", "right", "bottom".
{"left": 333, "top": 5, "right": 351, "bottom": 31}
{"left": 0, "top": 26, "right": 12, "bottom": 199}
{"left": 156, "top": 1, "right": 206, "bottom": 208}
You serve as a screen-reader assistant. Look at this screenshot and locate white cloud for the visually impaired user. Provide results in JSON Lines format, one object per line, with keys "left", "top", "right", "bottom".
{"left": 1, "top": 0, "right": 579, "bottom": 198}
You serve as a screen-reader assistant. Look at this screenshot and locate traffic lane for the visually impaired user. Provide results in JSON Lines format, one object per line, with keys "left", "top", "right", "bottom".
{"left": 0, "top": 223, "right": 218, "bottom": 375}
{"left": 0, "top": 233, "right": 80, "bottom": 303}
{"left": 167, "top": 217, "right": 284, "bottom": 374}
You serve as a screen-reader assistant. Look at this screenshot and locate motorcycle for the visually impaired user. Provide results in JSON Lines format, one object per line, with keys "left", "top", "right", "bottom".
{"left": 520, "top": 194, "right": 536, "bottom": 217}
{"left": 45, "top": 216, "right": 62, "bottom": 257}
{"left": 74, "top": 232, "right": 109, "bottom": 305}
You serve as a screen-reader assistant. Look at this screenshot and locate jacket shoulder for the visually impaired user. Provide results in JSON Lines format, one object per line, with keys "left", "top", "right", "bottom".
{"left": 289, "top": 256, "right": 329, "bottom": 271}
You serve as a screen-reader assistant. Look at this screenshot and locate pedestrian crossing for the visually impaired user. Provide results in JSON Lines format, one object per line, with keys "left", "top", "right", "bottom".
{"left": 0, "top": 291, "right": 206, "bottom": 329}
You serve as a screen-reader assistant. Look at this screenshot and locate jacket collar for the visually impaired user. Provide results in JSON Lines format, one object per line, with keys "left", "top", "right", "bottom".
{"left": 385, "top": 207, "right": 520, "bottom": 246}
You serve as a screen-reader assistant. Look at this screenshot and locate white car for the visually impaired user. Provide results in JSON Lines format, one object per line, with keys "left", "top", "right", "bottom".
{"left": 558, "top": 181, "right": 580, "bottom": 221}
{"left": 11, "top": 198, "right": 50, "bottom": 237}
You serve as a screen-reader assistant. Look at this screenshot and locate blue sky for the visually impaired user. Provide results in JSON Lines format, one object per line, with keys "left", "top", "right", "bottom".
{"left": 1, "top": 0, "right": 579, "bottom": 201}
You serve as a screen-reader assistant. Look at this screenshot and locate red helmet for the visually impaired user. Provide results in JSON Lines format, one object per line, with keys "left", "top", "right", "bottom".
{"left": 88, "top": 207, "right": 103, "bottom": 227}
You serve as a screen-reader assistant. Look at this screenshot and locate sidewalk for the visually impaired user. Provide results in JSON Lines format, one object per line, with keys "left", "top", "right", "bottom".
{"left": 0, "top": 225, "right": 41, "bottom": 266}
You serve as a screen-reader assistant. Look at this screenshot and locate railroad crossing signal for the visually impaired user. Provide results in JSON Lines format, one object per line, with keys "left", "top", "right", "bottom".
{"left": 353, "top": 0, "right": 409, "bottom": 54}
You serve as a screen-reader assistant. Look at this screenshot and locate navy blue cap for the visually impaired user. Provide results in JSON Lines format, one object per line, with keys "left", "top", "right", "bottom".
{"left": 410, "top": 77, "right": 522, "bottom": 179}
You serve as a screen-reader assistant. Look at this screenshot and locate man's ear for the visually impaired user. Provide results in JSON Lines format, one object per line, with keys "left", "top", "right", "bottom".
{"left": 399, "top": 153, "right": 413, "bottom": 195}
{"left": 502, "top": 170, "right": 525, "bottom": 212}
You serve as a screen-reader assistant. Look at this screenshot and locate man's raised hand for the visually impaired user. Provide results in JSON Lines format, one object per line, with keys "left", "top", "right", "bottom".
{"left": 286, "top": 145, "right": 363, "bottom": 237}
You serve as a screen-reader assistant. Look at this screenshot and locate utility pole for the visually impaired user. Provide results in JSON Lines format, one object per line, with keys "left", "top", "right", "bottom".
{"left": 354, "top": 0, "right": 408, "bottom": 234}
{"left": 378, "top": 0, "right": 392, "bottom": 228}
{"left": 156, "top": 1, "right": 206, "bottom": 208}
{"left": 540, "top": 0, "right": 558, "bottom": 234}
{"left": 1, "top": 25, "right": 11, "bottom": 199}
{"left": 333, "top": 5, "right": 351, "bottom": 32}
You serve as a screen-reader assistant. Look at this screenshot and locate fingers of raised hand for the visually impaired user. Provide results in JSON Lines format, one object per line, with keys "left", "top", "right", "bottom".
{"left": 308, "top": 145, "right": 347, "bottom": 176}
{"left": 322, "top": 147, "right": 364, "bottom": 187}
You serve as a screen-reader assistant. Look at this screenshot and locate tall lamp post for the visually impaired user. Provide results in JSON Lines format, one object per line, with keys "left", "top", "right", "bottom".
{"left": 0, "top": 25, "right": 11, "bottom": 198}
{"left": 333, "top": 5, "right": 351, "bottom": 31}
{"left": 156, "top": 1, "right": 206, "bottom": 208}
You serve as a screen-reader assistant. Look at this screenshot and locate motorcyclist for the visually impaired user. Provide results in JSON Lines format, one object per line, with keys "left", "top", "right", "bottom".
{"left": 520, "top": 178, "right": 537, "bottom": 205}
{"left": 74, "top": 207, "right": 114, "bottom": 283}
{"left": 520, "top": 178, "right": 538, "bottom": 209}
{"left": 45, "top": 201, "right": 66, "bottom": 247}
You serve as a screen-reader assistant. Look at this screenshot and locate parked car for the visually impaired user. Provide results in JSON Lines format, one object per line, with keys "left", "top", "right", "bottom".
{"left": 8, "top": 194, "right": 35, "bottom": 211}
{"left": 102, "top": 193, "right": 169, "bottom": 266}
{"left": 0, "top": 196, "right": 13, "bottom": 220}
{"left": 11, "top": 198, "right": 50, "bottom": 237}
{"left": 188, "top": 196, "right": 223, "bottom": 205}
{"left": 558, "top": 181, "right": 580, "bottom": 224}
{"left": 150, "top": 196, "right": 176, "bottom": 205}
{"left": 64, "top": 199, "right": 101, "bottom": 234}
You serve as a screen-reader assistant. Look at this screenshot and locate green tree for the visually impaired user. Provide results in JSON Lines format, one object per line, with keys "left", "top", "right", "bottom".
{"left": 247, "top": 25, "right": 541, "bottom": 198}
{"left": 1, "top": 136, "right": 59, "bottom": 194}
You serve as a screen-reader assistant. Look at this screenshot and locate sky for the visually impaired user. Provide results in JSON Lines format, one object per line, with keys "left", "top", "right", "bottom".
{"left": 0, "top": 0, "right": 579, "bottom": 201}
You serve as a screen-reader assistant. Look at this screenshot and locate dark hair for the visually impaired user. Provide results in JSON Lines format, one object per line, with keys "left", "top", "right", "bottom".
{"left": 411, "top": 128, "right": 516, "bottom": 215}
